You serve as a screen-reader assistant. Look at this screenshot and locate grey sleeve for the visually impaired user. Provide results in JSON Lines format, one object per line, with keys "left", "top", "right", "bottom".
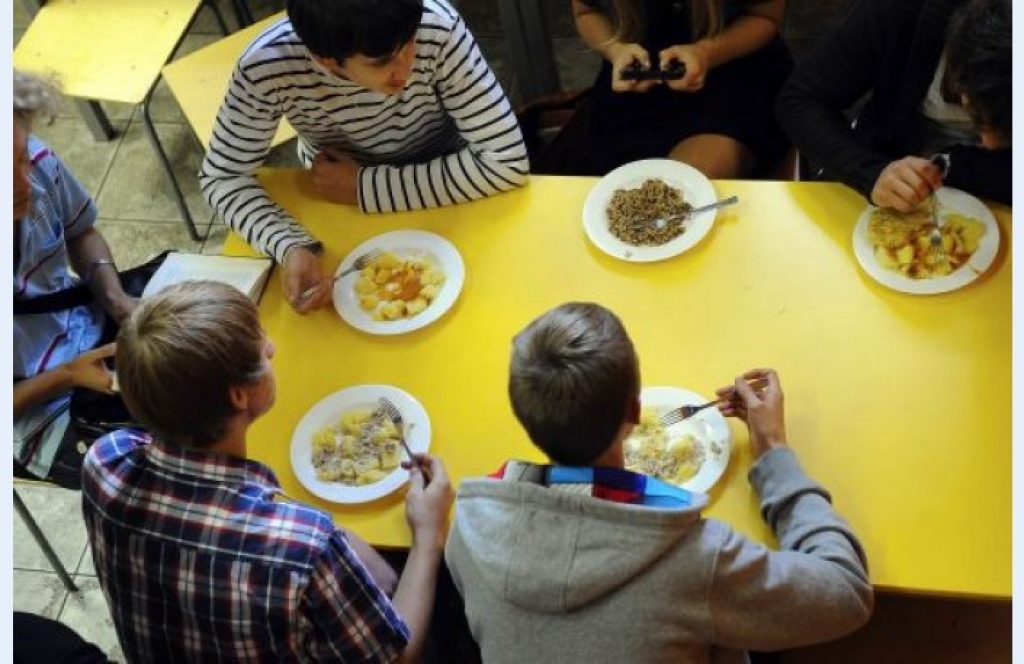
{"left": 705, "top": 448, "right": 873, "bottom": 651}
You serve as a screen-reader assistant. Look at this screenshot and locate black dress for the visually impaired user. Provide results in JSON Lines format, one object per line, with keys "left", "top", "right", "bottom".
{"left": 538, "top": 0, "right": 793, "bottom": 176}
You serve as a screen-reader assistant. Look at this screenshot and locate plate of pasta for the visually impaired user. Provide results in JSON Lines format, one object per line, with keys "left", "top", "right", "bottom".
{"left": 334, "top": 230, "right": 465, "bottom": 334}
{"left": 583, "top": 159, "right": 718, "bottom": 263}
{"left": 290, "top": 384, "right": 431, "bottom": 503}
{"left": 852, "top": 187, "right": 999, "bottom": 294}
{"left": 624, "top": 386, "right": 731, "bottom": 494}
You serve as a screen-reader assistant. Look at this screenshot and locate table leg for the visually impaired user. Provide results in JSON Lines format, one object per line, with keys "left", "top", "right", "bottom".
{"left": 495, "top": 0, "right": 561, "bottom": 103}
{"left": 77, "top": 100, "right": 117, "bottom": 142}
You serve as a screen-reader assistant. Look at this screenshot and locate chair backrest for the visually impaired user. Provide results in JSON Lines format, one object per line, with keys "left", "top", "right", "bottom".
{"left": 162, "top": 11, "right": 296, "bottom": 149}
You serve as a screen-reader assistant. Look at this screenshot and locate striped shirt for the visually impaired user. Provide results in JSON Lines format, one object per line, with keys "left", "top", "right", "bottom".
{"left": 14, "top": 136, "right": 105, "bottom": 477}
{"left": 200, "top": 0, "right": 529, "bottom": 263}
{"left": 82, "top": 430, "right": 410, "bottom": 663}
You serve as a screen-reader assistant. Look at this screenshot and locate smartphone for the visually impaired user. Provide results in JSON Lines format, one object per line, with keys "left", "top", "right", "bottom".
{"left": 619, "top": 61, "right": 686, "bottom": 81}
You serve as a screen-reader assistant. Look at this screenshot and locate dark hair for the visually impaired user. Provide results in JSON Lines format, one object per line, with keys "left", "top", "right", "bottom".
{"left": 287, "top": 0, "right": 423, "bottom": 62}
{"left": 508, "top": 303, "right": 640, "bottom": 466}
{"left": 945, "top": 0, "right": 1011, "bottom": 140}
{"left": 116, "top": 281, "right": 266, "bottom": 449}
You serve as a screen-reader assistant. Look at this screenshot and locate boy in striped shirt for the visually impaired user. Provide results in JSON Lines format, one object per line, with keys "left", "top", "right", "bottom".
{"left": 200, "top": 0, "right": 529, "bottom": 314}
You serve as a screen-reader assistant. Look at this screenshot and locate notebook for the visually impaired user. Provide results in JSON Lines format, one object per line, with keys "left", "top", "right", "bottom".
{"left": 141, "top": 252, "right": 274, "bottom": 302}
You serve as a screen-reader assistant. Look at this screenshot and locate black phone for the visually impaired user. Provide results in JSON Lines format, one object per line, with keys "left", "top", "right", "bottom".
{"left": 619, "top": 60, "right": 686, "bottom": 81}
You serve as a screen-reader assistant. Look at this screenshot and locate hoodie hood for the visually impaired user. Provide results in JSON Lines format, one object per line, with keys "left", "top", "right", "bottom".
{"left": 450, "top": 477, "right": 708, "bottom": 614}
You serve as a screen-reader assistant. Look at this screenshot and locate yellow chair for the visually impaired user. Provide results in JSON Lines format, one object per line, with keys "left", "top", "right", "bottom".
{"left": 14, "top": 0, "right": 231, "bottom": 241}
{"left": 162, "top": 11, "right": 296, "bottom": 151}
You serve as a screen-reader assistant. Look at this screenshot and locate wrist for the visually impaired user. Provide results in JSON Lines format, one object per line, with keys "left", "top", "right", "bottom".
{"left": 410, "top": 526, "right": 446, "bottom": 554}
{"left": 600, "top": 40, "right": 628, "bottom": 62}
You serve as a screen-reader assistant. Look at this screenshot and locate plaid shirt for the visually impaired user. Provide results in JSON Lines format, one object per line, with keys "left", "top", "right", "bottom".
{"left": 490, "top": 460, "right": 696, "bottom": 507}
{"left": 82, "top": 429, "right": 410, "bottom": 663}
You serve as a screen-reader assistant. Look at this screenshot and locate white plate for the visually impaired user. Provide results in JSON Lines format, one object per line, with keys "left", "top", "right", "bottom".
{"left": 630, "top": 386, "right": 732, "bottom": 494}
{"left": 290, "top": 384, "right": 431, "bottom": 504}
{"left": 582, "top": 159, "right": 718, "bottom": 262}
{"left": 333, "top": 230, "right": 465, "bottom": 334}
{"left": 852, "top": 188, "right": 1000, "bottom": 295}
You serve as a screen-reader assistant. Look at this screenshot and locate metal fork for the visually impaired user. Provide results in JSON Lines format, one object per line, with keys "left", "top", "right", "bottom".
{"left": 658, "top": 377, "right": 769, "bottom": 427}
{"left": 928, "top": 192, "right": 945, "bottom": 260}
{"left": 296, "top": 248, "right": 383, "bottom": 302}
{"left": 376, "top": 396, "right": 430, "bottom": 480}
{"left": 644, "top": 196, "right": 740, "bottom": 230}
{"left": 659, "top": 400, "right": 722, "bottom": 427}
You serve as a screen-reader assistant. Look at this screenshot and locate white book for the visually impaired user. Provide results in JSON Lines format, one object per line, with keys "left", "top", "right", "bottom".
{"left": 141, "top": 252, "right": 274, "bottom": 302}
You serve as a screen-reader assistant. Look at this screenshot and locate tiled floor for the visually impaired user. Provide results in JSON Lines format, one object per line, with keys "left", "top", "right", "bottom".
{"left": 12, "top": 0, "right": 1010, "bottom": 662}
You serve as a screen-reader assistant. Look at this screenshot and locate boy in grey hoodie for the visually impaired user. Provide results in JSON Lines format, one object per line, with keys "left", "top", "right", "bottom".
{"left": 445, "top": 302, "right": 873, "bottom": 664}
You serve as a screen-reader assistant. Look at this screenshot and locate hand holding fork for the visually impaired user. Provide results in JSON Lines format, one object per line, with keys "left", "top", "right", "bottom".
{"left": 296, "top": 248, "right": 383, "bottom": 304}
{"left": 658, "top": 375, "right": 768, "bottom": 427}
{"left": 377, "top": 396, "right": 431, "bottom": 481}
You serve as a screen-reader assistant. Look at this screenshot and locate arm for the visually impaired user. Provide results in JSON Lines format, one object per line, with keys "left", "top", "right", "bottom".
{"left": 390, "top": 455, "right": 453, "bottom": 664}
{"left": 775, "top": 0, "right": 910, "bottom": 198}
{"left": 14, "top": 344, "right": 116, "bottom": 417}
{"left": 705, "top": 370, "right": 873, "bottom": 651}
{"left": 199, "top": 62, "right": 320, "bottom": 265}
{"left": 66, "top": 228, "right": 136, "bottom": 325}
{"left": 572, "top": 0, "right": 659, "bottom": 93}
{"left": 356, "top": 16, "right": 529, "bottom": 214}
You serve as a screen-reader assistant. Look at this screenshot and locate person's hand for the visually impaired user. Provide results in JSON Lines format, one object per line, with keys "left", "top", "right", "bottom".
{"left": 716, "top": 368, "right": 788, "bottom": 459}
{"left": 403, "top": 453, "right": 453, "bottom": 552}
{"left": 311, "top": 149, "right": 359, "bottom": 205}
{"left": 659, "top": 43, "right": 710, "bottom": 92}
{"left": 607, "top": 42, "right": 659, "bottom": 93}
{"left": 281, "top": 245, "right": 333, "bottom": 314}
{"left": 870, "top": 157, "right": 943, "bottom": 212}
{"left": 65, "top": 343, "right": 117, "bottom": 394}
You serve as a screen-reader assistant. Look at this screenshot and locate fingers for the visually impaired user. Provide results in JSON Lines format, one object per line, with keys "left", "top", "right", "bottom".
{"left": 90, "top": 343, "right": 117, "bottom": 359}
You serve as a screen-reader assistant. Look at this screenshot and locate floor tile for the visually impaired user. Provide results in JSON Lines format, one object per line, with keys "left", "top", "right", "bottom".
{"left": 94, "top": 121, "right": 212, "bottom": 224}
{"left": 76, "top": 543, "right": 96, "bottom": 577}
{"left": 459, "top": 0, "right": 502, "bottom": 38}
{"left": 32, "top": 117, "right": 124, "bottom": 196}
{"left": 12, "top": 570, "right": 70, "bottom": 618}
{"left": 14, "top": 0, "right": 32, "bottom": 29}
{"left": 13, "top": 484, "right": 89, "bottom": 574}
{"left": 201, "top": 220, "right": 230, "bottom": 255}
{"left": 553, "top": 37, "right": 601, "bottom": 92}
{"left": 59, "top": 577, "right": 125, "bottom": 663}
{"left": 95, "top": 219, "right": 210, "bottom": 267}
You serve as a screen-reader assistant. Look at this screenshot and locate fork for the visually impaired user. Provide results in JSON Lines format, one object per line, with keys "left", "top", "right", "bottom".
{"left": 658, "top": 377, "right": 768, "bottom": 427}
{"left": 928, "top": 191, "right": 945, "bottom": 260}
{"left": 296, "top": 248, "right": 383, "bottom": 303}
{"left": 644, "top": 195, "right": 740, "bottom": 230}
{"left": 376, "top": 396, "right": 431, "bottom": 480}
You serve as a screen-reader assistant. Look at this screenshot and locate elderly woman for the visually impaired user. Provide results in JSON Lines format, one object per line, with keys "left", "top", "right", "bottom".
{"left": 13, "top": 70, "right": 137, "bottom": 487}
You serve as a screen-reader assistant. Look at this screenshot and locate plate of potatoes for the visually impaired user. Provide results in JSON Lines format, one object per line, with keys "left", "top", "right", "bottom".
{"left": 333, "top": 230, "right": 465, "bottom": 334}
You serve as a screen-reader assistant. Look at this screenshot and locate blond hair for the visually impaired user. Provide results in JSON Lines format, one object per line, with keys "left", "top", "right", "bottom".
{"left": 116, "top": 281, "right": 266, "bottom": 448}
{"left": 508, "top": 302, "right": 640, "bottom": 465}
{"left": 13, "top": 69, "right": 61, "bottom": 130}
{"left": 604, "top": 0, "right": 725, "bottom": 43}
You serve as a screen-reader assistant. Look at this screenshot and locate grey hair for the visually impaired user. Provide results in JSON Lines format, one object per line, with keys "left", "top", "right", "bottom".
{"left": 13, "top": 70, "right": 62, "bottom": 128}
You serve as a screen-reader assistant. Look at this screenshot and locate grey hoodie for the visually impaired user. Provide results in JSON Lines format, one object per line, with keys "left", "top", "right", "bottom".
{"left": 445, "top": 449, "right": 873, "bottom": 664}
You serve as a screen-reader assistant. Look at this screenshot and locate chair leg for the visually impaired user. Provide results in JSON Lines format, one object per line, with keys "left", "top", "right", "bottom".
{"left": 230, "top": 0, "right": 253, "bottom": 28}
{"left": 202, "top": 0, "right": 231, "bottom": 35}
{"left": 77, "top": 100, "right": 117, "bottom": 142}
{"left": 13, "top": 489, "right": 79, "bottom": 593}
{"left": 140, "top": 93, "right": 206, "bottom": 243}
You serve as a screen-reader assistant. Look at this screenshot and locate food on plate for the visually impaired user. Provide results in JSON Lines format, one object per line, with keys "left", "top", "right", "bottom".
{"left": 606, "top": 178, "right": 693, "bottom": 246}
{"left": 623, "top": 407, "right": 704, "bottom": 485}
{"left": 867, "top": 206, "right": 986, "bottom": 279}
{"left": 353, "top": 251, "right": 446, "bottom": 321}
{"left": 310, "top": 407, "right": 402, "bottom": 485}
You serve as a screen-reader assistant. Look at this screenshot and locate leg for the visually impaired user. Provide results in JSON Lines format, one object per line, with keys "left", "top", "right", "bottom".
{"left": 668, "top": 133, "right": 755, "bottom": 179}
{"left": 14, "top": 611, "right": 110, "bottom": 663}
{"left": 140, "top": 91, "right": 205, "bottom": 242}
{"left": 77, "top": 100, "right": 117, "bottom": 142}
{"left": 13, "top": 490, "right": 79, "bottom": 592}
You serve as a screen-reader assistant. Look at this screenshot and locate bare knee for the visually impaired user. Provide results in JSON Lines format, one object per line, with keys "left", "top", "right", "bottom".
{"left": 668, "top": 135, "right": 754, "bottom": 179}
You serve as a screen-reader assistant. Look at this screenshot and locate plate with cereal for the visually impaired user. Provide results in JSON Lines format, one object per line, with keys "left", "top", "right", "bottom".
{"left": 852, "top": 187, "right": 999, "bottom": 295}
{"left": 333, "top": 230, "right": 465, "bottom": 334}
{"left": 290, "top": 384, "right": 431, "bottom": 504}
{"left": 582, "top": 159, "right": 718, "bottom": 263}
{"left": 624, "top": 386, "right": 731, "bottom": 494}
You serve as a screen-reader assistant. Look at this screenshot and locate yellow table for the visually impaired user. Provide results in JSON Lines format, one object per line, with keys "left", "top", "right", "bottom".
{"left": 226, "top": 171, "right": 1011, "bottom": 599}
